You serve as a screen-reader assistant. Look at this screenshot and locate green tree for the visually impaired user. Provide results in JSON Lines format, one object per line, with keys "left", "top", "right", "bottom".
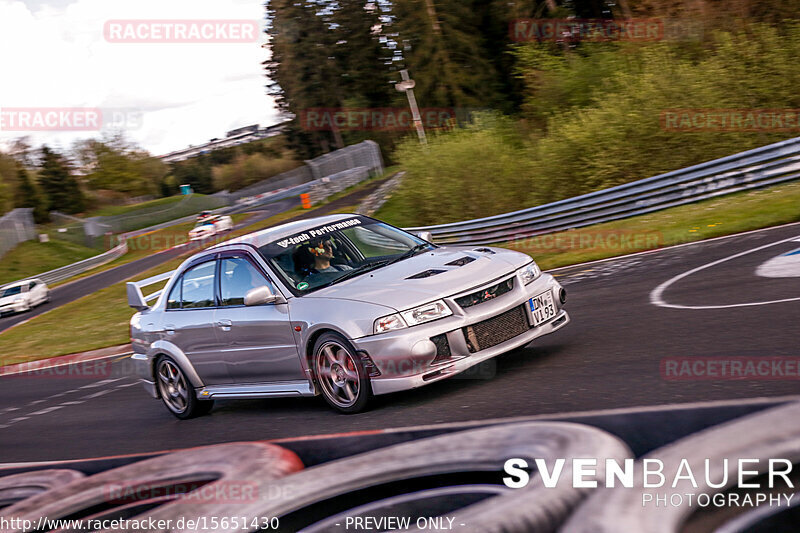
{"left": 171, "top": 159, "right": 214, "bottom": 194}
{"left": 15, "top": 165, "right": 49, "bottom": 223}
{"left": 38, "top": 145, "right": 85, "bottom": 214}
{"left": 331, "top": 1, "right": 395, "bottom": 108}
{"left": 72, "top": 137, "right": 165, "bottom": 197}
{"left": 265, "top": 0, "right": 344, "bottom": 157}
{"left": 0, "top": 153, "right": 17, "bottom": 214}
{"left": 391, "top": 0, "right": 503, "bottom": 110}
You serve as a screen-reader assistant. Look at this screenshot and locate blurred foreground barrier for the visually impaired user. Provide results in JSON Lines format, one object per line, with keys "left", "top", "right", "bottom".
{"left": 1, "top": 400, "right": 796, "bottom": 532}
{"left": 409, "top": 136, "right": 800, "bottom": 245}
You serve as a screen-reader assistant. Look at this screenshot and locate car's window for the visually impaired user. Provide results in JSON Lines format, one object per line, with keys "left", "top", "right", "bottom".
{"left": 180, "top": 261, "right": 216, "bottom": 309}
{"left": 258, "top": 216, "right": 432, "bottom": 295}
{"left": 166, "top": 279, "right": 182, "bottom": 310}
{"left": 1, "top": 285, "right": 22, "bottom": 297}
{"left": 219, "top": 256, "right": 273, "bottom": 306}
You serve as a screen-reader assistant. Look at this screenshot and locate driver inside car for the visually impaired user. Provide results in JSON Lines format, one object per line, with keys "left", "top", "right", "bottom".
{"left": 292, "top": 237, "right": 353, "bottom": 284}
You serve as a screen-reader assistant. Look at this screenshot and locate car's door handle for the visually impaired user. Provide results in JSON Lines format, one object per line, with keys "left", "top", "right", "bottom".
{"left": 217, "top": 319, "right": 232, "bottom": 331}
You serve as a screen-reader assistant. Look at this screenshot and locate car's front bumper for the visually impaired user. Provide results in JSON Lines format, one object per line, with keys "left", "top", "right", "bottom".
{"left": 352, "top": 272, "right": 569, "bottom": 396}
{"left": 0, "top": 301, "right": 27, "bottom": 315}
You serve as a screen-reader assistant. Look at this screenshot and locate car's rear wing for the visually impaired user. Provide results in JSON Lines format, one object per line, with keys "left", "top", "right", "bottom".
{"left": 126, "top": 270, "right": 175, "bottom": 311}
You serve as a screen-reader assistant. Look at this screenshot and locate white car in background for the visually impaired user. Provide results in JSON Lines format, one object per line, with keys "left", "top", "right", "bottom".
{"left": 188, "top": 215, "right": 234, "bottom": 241}
{"left": 0, "top": 278, "right": 49, "bottom": 316}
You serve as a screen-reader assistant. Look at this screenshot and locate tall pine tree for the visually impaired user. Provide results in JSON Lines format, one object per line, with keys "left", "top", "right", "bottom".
{"left": 15, "top": 165, "right": 49, "bottom": 223}
{"left": 390, "top": 0, "right": 503, "bottom": 110}
{"left": 265, "top": 0, "right": 344, "bottom": 157}
{"left": 38, "top": 146, "right": 85, "bottom": 214}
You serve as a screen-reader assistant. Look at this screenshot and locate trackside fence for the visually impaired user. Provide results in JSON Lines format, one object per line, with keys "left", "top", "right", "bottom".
{"left": 408, "top": 136, "right": 800, "bottom": 245}
{"left": 0, "top": 209, "right": 36, "bottom": 259}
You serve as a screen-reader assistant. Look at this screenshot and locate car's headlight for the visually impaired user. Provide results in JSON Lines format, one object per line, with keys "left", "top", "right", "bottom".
{"left": 518, "top": 262, "right": 541, "bottom": 285}
{"left": 400, "top": 299, "right": 452, "bottom": 326}
{"left": 374, "top": 313, "right": 407, "bottom": 334}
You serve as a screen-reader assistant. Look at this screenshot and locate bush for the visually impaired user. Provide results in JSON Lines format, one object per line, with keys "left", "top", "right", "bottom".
{"left": 391, "top": 115, "right": 536, "bottom": 225}
{"left": 386, "top": 23, "right": 800, "bottom": 225}
{"left": 212, "top": 152, "right": 302, "bottom": 192}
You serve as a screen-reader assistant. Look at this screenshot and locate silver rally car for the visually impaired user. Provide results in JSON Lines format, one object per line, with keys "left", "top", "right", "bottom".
{"left": 128, "top": 214, "right": 569, "bottom": 418}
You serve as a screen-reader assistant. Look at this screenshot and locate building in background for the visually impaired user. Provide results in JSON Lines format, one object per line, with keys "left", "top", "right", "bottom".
{"left": 159, "top": 120, "right": 290, "bottom": 163}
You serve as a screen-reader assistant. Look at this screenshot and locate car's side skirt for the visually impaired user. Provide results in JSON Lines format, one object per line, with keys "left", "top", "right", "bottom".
{"left": 195, "top": 380, "right": 317, "bottom": 400}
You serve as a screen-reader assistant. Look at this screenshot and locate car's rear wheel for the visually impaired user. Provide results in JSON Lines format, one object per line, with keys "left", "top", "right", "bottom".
{"left": 313, "top": 333, "right": 372, "bottom": 414}
{"left": 155, "top": 356, "right": 213, "bottom": 419}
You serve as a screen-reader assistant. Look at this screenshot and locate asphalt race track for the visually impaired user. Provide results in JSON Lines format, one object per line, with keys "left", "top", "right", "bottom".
{"left": 1, "top": 222, "right": 799, "bottom": 463}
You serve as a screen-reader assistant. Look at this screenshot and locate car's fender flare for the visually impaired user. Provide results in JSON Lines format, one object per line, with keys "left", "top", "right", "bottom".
{"left": 146, "top": 340, "right": 205, "bottom": 389}
{"left": 302, "top": 324, "right": 357, "bottom": 373}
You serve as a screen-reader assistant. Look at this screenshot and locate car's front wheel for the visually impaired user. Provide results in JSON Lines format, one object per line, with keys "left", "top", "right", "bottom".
{"left": 155, "top": 356, "right": 213, "bottom": 419}
{"left": 313, "top": 333, "right": 372, "bottom": 414}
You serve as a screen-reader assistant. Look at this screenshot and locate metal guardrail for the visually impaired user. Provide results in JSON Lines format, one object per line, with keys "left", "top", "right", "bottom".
{"left": 32, "top": 241, "right": 129, "bottom": 285}
{"left": 409, "top": 136, "right": 800, "bottom": 245}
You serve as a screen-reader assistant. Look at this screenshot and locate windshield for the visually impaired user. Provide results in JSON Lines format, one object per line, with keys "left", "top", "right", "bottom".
{"left": 258, "top": 216, "right": 432, "bottom": 294}
{"left": 0, "top": 285, "right": 22, "bottom": 298}
{"left": 194, "top": 219, "right": 215, "bottom": 228}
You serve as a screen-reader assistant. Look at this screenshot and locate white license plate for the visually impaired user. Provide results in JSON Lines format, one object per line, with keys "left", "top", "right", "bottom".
{"left": 528, "top": 291, "right": 556, "bottom": 327}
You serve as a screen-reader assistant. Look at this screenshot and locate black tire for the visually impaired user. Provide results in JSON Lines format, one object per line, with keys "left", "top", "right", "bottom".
{"left": 0, "top": 469, "right": 85, "bottom": 508}
{"left": 313, "top": 332, "right": 372, "bottom": 414}
{"left": 155, "top": 356, "right": 214, "bottom": 420}
{"left": 562, "top": 402, "right": 800, "bottom": 533}
{"left": 226, "top": 421, "right": 631, "bottom": 533}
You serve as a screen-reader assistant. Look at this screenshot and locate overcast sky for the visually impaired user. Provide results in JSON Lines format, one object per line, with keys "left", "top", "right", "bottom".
{"left": 0, "top": 0, "right": 279, "bottom": 156}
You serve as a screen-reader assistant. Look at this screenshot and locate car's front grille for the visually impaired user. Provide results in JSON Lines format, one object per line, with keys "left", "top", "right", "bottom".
{"left": 463, "top": 305, "right": 530, "bottom": 354}
{"left": 430, "top": 333, "right": 452, "bottom": 363}
{"left": 455, "top": 277, "right": 515, "bottom": 309}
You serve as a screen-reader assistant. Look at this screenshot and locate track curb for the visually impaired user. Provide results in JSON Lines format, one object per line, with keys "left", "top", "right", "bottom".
{"left": 0, "top": 344, "right": 131, "bottom": 377}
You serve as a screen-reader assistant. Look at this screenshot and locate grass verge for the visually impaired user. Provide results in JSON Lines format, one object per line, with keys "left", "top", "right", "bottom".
{"left": 0, "top": 240, "right": 99, "bottom": 286}
{"left": 84, "top": 195, "right": 188, "bottom": 218}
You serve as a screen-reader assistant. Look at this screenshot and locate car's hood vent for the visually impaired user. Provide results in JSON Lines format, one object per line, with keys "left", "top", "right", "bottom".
{"left": 473, "top": 248, "right": 496, "bottom": 255}
{"left": 406, "top": 269, "right": 447, "bottom": 279}
{"left": 446, "top": 256, "right": 476, "bottom": 267}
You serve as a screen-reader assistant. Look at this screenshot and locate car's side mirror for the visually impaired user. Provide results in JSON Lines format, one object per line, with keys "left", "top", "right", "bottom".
{"left": 244, "top": 285, "right": 281, "bottom": 306}
{"left": 416, "top": 231, "right": 433, "bottom": 243}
